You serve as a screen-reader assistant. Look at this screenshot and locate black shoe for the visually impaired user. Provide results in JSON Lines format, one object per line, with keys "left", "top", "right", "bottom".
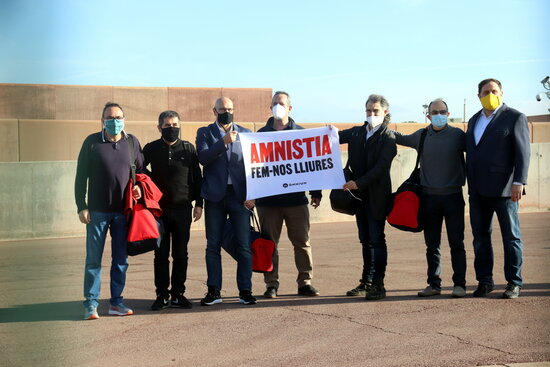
{"left": 151, "top": 296, "right": 170, "bottom": 311}
{"left": 200, "top": 288, "right": 222, "bottom": 306}
{"left": 264, "top": 287, "right": 277, "bottom": 298}
{"left": 346, "top": 281, "right": 371, "bottom": 296}
{"left": 171, "top": 294, "right": 193, "bottom": 309}
{"left": 473, "top": 283, "right": 494, "bottom": 298}
{"left": 365, "top": 283, "right": 386, "bottom": 300}
{"left": 502, "top": 284, "right": 521, "bottom": 299}
{"left": 298, "top": 284, "right": 320, "bottom": 296}
{"left": 239, "top": 290, "right": 257, "bottom": 305}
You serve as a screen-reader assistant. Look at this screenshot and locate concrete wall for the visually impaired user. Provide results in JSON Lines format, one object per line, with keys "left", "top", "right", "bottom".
{"left": 1, "top": 143, "right": 548, "bottom": 241}
{"left": 2, "top": 120, "right": 550, "bottom": 162}
{"left": 0, "top": 83, "right": 273, "bottom": 123}
{"left": 2, "top": 83, "right": 548, "bottom": 162}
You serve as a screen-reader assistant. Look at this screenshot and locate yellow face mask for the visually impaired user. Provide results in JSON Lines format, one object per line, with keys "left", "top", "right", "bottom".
{"left": 480, "top": 93, "right": 502, "bottom": 111}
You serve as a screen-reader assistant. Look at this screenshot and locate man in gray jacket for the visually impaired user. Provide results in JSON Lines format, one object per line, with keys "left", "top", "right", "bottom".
{"left": 394, "top": 99, "right": 467, "bottom": 298}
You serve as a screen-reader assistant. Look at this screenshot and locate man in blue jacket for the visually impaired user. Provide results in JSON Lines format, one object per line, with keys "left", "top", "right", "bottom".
{"left": 466, "top": 78, "right": 530, "bottom": 299}
{"left": 256, "top": 91, "right": 322, "bottom": 298}
{"left": 195, "top": 97, "right": 257, "bottom": 306}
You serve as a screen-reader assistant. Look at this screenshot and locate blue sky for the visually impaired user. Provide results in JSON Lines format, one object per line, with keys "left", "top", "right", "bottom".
{"left": 1, "top": 0, "right": 549, "bottom": 123}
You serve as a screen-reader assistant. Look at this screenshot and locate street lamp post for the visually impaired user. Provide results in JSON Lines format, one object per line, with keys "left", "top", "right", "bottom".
{"left": 422, "top": 104, "right": 428, "bottom": 123}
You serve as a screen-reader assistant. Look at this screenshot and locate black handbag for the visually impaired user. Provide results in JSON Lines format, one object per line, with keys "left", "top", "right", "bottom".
{"left": 329, "top": 159, "right": 362, "bottom": 215}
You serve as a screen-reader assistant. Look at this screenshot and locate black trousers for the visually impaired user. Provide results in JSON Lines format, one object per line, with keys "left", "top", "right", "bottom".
{"left": 354, "top": 200, "right": 387, "bottom": 284}
{"left": 422, "top": 192, "right": 466, "bottom": 289}
{"left": 154, "top": 205, "right": 193, "bottom": 298}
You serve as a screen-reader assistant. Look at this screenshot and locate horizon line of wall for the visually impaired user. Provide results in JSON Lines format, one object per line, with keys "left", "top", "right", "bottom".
{"left": 1, "top": 83, "right": 550, "bottom": 162}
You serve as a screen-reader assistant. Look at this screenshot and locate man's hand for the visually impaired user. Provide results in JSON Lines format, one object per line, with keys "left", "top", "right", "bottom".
{"left": 78, "top": 209, "right": 90, "bottom": 224}
{"left": 132, "top": 185, "right": 142, "bottom": 200}
{"left": 511, "top": 183, "right": 523, "bottom": 202}
{"left": 343, "top": 180, "right": 358, "bottom": 191}
{"left": 223, "top": 131, "right": 238, "bottom": 145}
{"left": 310, "top": 197, "right": 321, "bottom": 209}
{"left": 193, "top": 206, "right": 203, "bottom": 222}
{"left": 244, "top": 199, "right": 255, "bottom": 209}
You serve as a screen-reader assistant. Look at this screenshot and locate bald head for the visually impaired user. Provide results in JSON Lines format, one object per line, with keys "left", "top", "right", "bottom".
{"left": 213, "top": 97, "right": 234, "bottom": 125}
{"left": 214, "top": 97, "right": 233, "bottom": 111}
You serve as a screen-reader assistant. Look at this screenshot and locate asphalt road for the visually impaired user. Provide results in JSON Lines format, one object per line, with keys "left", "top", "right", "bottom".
{"left": 1, "top": 212, "right": 549, "bottom": 367}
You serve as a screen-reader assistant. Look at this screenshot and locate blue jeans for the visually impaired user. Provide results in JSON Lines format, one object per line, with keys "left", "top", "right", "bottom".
{"left": 469, "top": 195, "right": 523, "bottom": 287}
{"left": 355, "top": 201, "right": 387, "bottom": 283}
{"left": 422, "top": 192, "right": 466, "bottom": 289}
{"left": 84, "top": 211, "right": 129, "bottom": 308}
{"left": 204, "top": 187, "right": 252, "bottom": 291}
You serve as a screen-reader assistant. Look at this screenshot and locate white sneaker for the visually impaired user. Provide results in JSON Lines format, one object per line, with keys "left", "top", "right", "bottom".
{"left": 84, "top": 306, "right": 99, "bottom": 320}
{"left": 451, "top": 286, "right": 466, "bottom": 298}
{"left": 417, "top": 286, "right": 441, "bottom": 297}
{"left": 108, "top": 303, "right": 133, "bottom": 316}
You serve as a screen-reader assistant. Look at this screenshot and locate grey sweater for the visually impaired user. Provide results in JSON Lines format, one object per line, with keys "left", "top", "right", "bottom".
{"left": 394, "top": 125, "right": 466, "bottom": 195}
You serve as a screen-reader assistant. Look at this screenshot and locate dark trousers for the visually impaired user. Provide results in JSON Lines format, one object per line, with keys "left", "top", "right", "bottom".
{"left": 204, "top": 186, "right": 252, "bottom": 292}
{"left": 469, "top": 194, "right": 523, "bottom": 287}
{"left": 422, "top": 192, "right": 466, "bottom": 289}
{"left": 355, "top": 200, "right": 387, "bottom": 283}
{"left": 154, "top": 205, "right": 193, "bottom": 298}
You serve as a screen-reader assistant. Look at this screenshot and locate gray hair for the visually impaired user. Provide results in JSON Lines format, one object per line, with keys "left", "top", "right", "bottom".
{"left": 365, "top": 94, "right": 391, "bottom": 123}
{"left": 273, "top": 91, "right": 292, "bottom": 107}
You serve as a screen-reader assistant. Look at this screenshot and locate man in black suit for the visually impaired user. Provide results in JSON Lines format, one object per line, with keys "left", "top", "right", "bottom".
{"left": 466, "top": 78, "right": 530, "bottom": 299}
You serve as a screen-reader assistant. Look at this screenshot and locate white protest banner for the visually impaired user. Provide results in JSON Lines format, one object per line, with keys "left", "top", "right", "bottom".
{"left": 239, "top": 126, "right": 345, "bottom": 200}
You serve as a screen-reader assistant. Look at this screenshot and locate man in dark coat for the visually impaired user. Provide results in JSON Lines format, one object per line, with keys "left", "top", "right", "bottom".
{"left": 338, "top": 94, "right": 397, "bottom": 300}
{"left": 466, "top": 78, "right": 530, "bottom": 299}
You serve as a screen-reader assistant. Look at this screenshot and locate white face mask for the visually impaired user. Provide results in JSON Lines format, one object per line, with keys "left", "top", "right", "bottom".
{"left": 366, "top": 115, "right": 384, "bottom": 128}
{"left": 272, "top": 104, "right": 287, "bottom": 120}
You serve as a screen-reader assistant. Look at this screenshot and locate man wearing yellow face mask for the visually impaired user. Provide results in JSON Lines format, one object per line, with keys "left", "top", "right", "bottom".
{"left": 465, "top": 78, "right": 530, "bottom": 300}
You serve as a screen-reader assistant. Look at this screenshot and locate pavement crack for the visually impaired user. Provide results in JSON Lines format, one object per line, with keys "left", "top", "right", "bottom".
{"left": 284, "top": 306, "right": 403, "bottom": 335}
{"left": 435, "top": 331, "right": 514, "bottom": 355}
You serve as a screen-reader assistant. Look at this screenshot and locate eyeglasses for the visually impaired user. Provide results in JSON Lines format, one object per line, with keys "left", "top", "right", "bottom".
{"left": 429, "top": 110, "right": 448, "bottom": 116}
{"left": 104, "top": 116, "right": 124, "bottom": 120}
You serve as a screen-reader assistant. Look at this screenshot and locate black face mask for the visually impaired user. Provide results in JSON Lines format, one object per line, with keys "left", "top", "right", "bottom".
{"left": 161, "top": 127, "right": 180, "bottom": 142}
{"left": 217, "top": 112, "right": 234, "bottom": 126}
